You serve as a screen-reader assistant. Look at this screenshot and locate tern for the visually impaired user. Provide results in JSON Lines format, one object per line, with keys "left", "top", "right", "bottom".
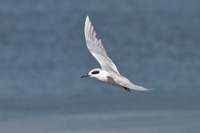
{"left": 81, "top": 16, "right": 149, "bottom": 92}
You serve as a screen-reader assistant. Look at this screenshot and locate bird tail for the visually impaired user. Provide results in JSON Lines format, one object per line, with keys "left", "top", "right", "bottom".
{"left": 131, "top": 84, "right": 152, "bottom": 91}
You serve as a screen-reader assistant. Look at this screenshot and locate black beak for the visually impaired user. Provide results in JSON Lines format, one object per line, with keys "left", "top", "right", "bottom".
{"left": 80, "top": 74, "right": 90, "bottom": 78}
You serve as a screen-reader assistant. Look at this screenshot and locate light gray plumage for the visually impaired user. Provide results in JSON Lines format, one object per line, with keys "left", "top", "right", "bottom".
{"left": 82, "top": 16, "right": 149, "bottom": 92}
{"left": 84, "top": 16, "right": 120, "bottom": 74}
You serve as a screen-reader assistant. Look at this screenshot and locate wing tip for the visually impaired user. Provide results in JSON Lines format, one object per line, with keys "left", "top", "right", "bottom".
{"left": 85, "top": 15, "right": 91, "bottom": 26}
{"left": 85, "top": 15, "right": 91, "bottom": 38}
{"left": 86, "top": 15, "right": 89, "bottom": 20}
{"left": 85, "top": 15, "right": 89, "bottom": 24}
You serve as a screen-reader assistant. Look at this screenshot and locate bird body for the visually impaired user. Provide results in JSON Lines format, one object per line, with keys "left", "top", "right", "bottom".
{"left": 81, "top": 16, "right": 149, "bottom": 92}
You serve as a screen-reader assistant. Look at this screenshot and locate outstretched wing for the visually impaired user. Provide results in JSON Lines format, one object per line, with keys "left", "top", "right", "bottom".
{"left": 84, "top": 16, "right": 120, "bottom": 74}
{"left": 110, "top": 74, "right": 150, "bottom": 91}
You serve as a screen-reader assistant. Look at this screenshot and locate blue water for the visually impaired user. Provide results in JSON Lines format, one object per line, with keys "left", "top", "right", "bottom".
{"left": 0, "top": 0, "right": 200, "bottom": 132}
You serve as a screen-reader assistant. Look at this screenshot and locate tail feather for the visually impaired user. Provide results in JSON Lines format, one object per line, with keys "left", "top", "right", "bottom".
{"left": 131, "top": 85, "right": 151, "bottom": 91}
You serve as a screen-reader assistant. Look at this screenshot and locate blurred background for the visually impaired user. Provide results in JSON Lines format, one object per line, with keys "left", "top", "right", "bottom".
{"left": 0, "top": 0, "right": 200, "bottom": 133}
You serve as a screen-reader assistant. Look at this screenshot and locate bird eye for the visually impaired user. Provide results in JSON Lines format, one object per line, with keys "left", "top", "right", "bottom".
{"left": 92, "top": 71, "right": 99, "bottom": 74}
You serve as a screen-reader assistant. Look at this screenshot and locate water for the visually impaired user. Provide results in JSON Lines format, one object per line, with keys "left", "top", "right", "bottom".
{"left": 0, "top": 111, "right": 199, "bottom": 133}
{"left": 0, "top": 0, "right": 200, "bottom": 132}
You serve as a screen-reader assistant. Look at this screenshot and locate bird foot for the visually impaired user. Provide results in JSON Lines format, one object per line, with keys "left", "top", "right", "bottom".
{"left": 123, "top": 87, "right": 131, "bottom": 92}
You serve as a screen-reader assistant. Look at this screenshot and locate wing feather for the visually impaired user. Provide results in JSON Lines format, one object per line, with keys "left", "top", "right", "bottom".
{"left": 109, "top": 74, "right": 150, "bottom": 91}
{"left": 84, "top": 16, "right": 120, "bottom": 74}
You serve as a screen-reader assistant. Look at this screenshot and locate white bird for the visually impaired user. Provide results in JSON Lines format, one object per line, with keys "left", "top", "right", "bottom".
{"left": 81, "top": 16, "right": 149, "bottom": 92}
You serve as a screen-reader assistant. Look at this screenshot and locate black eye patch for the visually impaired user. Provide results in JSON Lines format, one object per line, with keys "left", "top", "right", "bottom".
{"left": 92, "top": 71, "right": 99, "bottom": 74}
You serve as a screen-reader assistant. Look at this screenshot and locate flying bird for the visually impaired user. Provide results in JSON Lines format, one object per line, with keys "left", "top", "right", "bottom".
{"left": 81, "top": 16, "right": 149, "bottom": 92}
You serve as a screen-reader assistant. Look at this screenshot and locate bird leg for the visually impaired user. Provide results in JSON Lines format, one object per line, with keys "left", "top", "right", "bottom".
{"left": 123, "top": 87, "right": 131, "bottom": 92}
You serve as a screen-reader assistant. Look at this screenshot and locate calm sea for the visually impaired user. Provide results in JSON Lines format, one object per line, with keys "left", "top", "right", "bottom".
{"left": 0, "top": 0, "right": 200, "bottom": 132}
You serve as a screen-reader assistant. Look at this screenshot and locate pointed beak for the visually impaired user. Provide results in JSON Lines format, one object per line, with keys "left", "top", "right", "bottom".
{"left": 80, "top": 73, "right": 90, "bottom": 78}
